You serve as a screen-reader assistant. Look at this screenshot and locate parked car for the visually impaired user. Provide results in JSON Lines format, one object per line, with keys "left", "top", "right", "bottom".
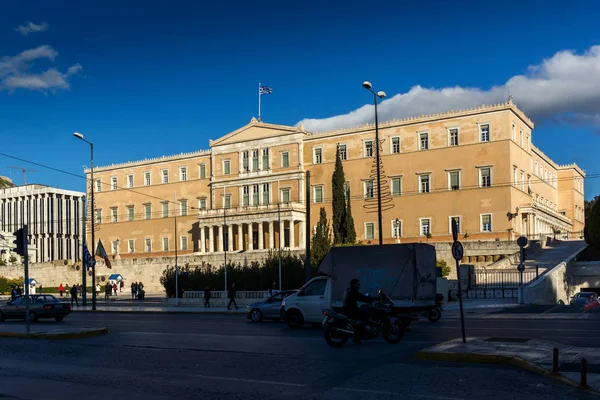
{"left": 570, "top": 292, "right": 598, "bottom": 306}
{"left": 247, "top": 291, "right": 297, "bottom": 322}
{"left": 0, "top": 295, "right": 72, "bottom": 322}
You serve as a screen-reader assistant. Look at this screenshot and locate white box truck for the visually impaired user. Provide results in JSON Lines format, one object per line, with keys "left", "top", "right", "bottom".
{"left": 281, "top": 243, "right": 439, "bottom": 329}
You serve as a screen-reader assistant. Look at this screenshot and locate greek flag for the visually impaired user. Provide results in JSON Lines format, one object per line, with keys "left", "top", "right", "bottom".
{"left": 259, "top": 85, "right": 272, "bottom": 95}
{"left": 83, "top": 243, "right": 95, "bottom": 271}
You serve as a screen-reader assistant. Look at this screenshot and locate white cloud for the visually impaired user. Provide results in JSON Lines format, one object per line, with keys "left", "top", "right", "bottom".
{"left": 0, "top": 46, "right": 82, "bottom": 93}
{"left": 297, "top": 45, "right": 600, "bottom": 133}
{"left": 14, "top": 21, "right": 49, "bottom": 36}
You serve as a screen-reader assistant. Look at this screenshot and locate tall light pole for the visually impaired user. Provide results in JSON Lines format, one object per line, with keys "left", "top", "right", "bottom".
{"left": 74, "top": 132, "right": 97, "bottom": 310}
{"left": 362, "top": 81, "right": 386, "bottom": 245}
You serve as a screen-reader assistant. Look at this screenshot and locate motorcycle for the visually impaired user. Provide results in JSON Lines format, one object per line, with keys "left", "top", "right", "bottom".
{"left": 321, "top": 291, "right": 405, "bottom": 348}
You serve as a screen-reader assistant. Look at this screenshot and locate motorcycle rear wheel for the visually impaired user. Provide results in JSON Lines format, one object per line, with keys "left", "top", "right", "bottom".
{"left": 382, "top": 323, "right": 404, "bottom": 344}
{"left": 324, "top": 323, "right": 349, "bottom": 348}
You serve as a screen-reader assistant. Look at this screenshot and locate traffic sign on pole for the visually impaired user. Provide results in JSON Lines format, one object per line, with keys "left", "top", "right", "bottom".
{"left": 452, "top": 241, "right": 464, "bottom": 261}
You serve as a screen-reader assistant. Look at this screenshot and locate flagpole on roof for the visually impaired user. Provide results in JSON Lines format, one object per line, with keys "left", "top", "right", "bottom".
{"left": 258, "top": 82, "right": 261, "bottom": 122}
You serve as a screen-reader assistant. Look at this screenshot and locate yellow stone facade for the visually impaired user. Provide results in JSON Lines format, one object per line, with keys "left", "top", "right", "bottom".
{"left": 86, "top": 101, "right": 585, "bottom": 259}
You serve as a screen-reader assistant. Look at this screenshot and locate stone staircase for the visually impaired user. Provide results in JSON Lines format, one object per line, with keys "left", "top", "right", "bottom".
{"left": 482, "top": 237, "right": 588, "bottom": 278}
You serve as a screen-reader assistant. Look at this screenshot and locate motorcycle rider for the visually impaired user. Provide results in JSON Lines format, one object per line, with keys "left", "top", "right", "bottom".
{"left": 343, "top": 278, "right": 375, "bottom": 343}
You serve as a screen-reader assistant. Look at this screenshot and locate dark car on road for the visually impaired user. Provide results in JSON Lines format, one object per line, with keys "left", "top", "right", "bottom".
{"left": 247, "top": 291, "right": 296, "bottom": 322}
{"left": 0, "top": 295, "right": 71, "bottom": 322}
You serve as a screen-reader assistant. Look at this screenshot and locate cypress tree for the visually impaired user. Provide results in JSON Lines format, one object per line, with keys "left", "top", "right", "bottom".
{"left": 343, "top": 187, "right": 357, "bottom": 244}
{"left": 331, "top": 146, "right": 346, "bottom": 245}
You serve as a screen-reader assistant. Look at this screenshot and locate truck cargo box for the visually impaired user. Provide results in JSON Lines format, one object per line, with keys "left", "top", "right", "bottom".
{"left": 318, "top": 243, "right": 437, "bottom": 306}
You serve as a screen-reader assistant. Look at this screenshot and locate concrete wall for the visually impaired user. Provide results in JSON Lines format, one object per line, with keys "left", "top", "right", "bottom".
{"left": 522, "top": 246, "right": 584, "bottom": 305}
{"left": 569, "top": 261, "right": 600, "bottom": 291}
{"left": 0, "top": 250, "right": 304, "bottom": 293}
{"left": 433, "top": 241, "right": 520, "bottom": 278}
{"left": 0, "top": 241, "right": 524, "bottom": 294}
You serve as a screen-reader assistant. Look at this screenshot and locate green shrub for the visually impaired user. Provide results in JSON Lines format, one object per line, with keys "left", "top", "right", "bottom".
{"left": 436, "top": 260, "right": 452, "bottom": 277}
{"left": 0, "top": 276, "right": 24, "bottom": 294}
{"left": 160, "top": 251, "right": 314, "bottom": 297}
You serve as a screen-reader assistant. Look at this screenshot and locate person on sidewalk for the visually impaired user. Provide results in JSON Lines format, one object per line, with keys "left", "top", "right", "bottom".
{"left": 204, "top": 286, "right": 211, "bottom": 308}
{"left": 70, "top": 284, "right": 79, "bottom": 307}
{"left": 227, "top": 283, "right": 238, "bottom": 310}
{"left": 131, "top": 282, "right": 136, "bottom": 300}
{"left": 105, "top": 282, "right": 111, "bottom": 300}
{"left": 59, "top": 283, "right": 64, "bottom": 298}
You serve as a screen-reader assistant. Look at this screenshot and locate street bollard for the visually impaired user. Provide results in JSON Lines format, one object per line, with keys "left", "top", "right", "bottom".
{"left": 552, "top": 347, "right": 559, "bottom": 375}
{"left": 536, "top": 265, "right": 539, "bottom": 280}
{"left": 581, "top": 358, "right": 588, "bottom": 388}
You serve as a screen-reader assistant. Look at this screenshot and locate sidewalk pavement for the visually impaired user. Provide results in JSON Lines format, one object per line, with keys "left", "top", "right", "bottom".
{"left": 0, "top": 324, "right": 108, "bottom": 339}
{"left": 416, "top": 337, "right": 600, "bottom": 396}
{"left": 72, "top": 305, "right": 247, "bottom": 314}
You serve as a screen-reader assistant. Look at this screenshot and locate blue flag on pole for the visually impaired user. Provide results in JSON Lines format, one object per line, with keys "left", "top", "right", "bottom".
{"left": 83, "top": 243, "right": 95, "bottom": 271}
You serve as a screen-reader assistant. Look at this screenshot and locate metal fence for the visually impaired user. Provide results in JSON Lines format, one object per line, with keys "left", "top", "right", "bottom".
{"left": 450, "top": 268, "right": 538, "bottom": 300}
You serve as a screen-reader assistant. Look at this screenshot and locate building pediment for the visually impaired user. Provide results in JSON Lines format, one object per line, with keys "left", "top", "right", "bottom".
{"left": 209, "top": 118, "right": 304, "bottom": 147}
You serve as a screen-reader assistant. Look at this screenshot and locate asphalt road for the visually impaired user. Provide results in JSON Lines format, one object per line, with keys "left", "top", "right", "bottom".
{"left": 0, "top": 313, "right": 598, "bottom": 400}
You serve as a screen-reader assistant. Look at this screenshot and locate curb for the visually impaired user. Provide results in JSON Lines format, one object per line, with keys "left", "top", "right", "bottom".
{"left": 72, "top": 310, "right": 246, "bottom": 315}
{"left": 415, "top": 349, "right": 600, "bottom": 397}
{"left": 0, "top": 327, "right": 108, "bottom": 340}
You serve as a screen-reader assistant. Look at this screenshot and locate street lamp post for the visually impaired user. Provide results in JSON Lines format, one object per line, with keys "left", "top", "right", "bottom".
{"left": 395, "top": 218, "right": 400, "bottom": 244}
{"left": 362, "top": 81, "right": 386, "bottom": 246}
{"left": 74, "top": 132, "right": 97, "bottom": 311}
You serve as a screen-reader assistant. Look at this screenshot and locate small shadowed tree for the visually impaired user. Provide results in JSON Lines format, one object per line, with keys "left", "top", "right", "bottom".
{"left": 311, "top": 207, "right": 332, "bottom": 269}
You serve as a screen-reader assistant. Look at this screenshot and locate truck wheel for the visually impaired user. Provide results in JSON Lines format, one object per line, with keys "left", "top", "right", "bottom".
{"left": 383, "top": 323, "right": 404, "bottom": 344}
{"left": 324, "top": 323, "right": 348, "bottom": 348}
{"left": 428, "top": 307, "right": 442, "bottom": 322}
{"left": 286, "top": 310, "right": 304, "bottom": 329}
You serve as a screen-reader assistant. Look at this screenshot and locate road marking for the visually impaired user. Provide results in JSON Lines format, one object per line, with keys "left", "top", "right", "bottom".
{"left": 333, "top": 387, "right": 464, "bottom": 399}
{"left": 194, "top": 374, "right": 306, "bottom": 387}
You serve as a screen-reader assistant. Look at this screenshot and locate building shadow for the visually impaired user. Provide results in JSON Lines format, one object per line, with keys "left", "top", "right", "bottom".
{"left": 189, "top": 222, "right": 200, "bottom": 252}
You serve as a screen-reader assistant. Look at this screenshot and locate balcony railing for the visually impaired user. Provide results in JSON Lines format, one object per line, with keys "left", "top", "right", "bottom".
{"left": 198, "top": 202, "right": 304, "bottom": 217}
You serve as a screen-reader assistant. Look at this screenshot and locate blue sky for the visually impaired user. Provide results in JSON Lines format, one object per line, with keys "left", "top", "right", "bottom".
{"left": 1, "top": 0, "right": 599, "bottom": 199}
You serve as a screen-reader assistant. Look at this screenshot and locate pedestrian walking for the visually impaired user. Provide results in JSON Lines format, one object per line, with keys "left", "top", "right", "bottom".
{"left": 70, "top": 284, "right": 79, "bottom": 307}
{"left": 204, "top": 286, "right": 211, "bottom": 308}
{"left": 59, "top": 283, "right": 64, "bottom": 297}
{"left": 227, "top": 283, "right": 238, "bottom": 310}
{"left": 131, "top": 282, "right": 136, "bottom": 300}
{"left": 39, "top": 284, "right": 43, "bottom": 294}
{"left": 113, "top": 283, "right": 118, "bottom": 296}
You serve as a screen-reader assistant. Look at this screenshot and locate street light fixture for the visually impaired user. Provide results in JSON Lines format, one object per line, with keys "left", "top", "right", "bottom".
{"left": 73, "top": 131, "right": 97, "bottom": 311}
{"left": 395, "top": 218, "right": 401, "bottom": 244}
{"left": 362, "top": 81, "right": 386, "bottom": 245}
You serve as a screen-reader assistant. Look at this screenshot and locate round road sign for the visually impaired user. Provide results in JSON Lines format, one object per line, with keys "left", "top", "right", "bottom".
{"left": 517, "top": 236, "right": 528, "bottom": 247}
{"left": 517, "top": 263, "right": 525, "bottom": 272}
{"left": 452, "top": 241, "right": 464, "bottom": 261}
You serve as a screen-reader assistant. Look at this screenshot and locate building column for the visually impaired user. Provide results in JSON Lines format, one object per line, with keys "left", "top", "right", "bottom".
{"left": 227, "top": 224, "right": 233, "bottom": 252}
{"left": 200, "top": 226, "right": 206, "bottom": 253}
{"left": 258, "top": 222, "right": 264, "bottom": 250}
{"left": 299, "top": 221, "right": 305, "bottom": 248}
{"left": 289, "top": 220, "right": 295, "bottom": 249}
{"left": 248, "top": 222, "right": 254, "bottom": 250}
{"left": 237, "top": 224, "right": 243, "bottom": 251}
{"left": 279, "top": 220, "right": 284, "bottom": 248}
{"left": 268, "top": 221, "right": 274, "bottom": 249}
{"left": 218, "top": 225, "right": 224, "bottom": 252}
{"left": 208, "top": 226, "right": 214, "bottom": 253}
